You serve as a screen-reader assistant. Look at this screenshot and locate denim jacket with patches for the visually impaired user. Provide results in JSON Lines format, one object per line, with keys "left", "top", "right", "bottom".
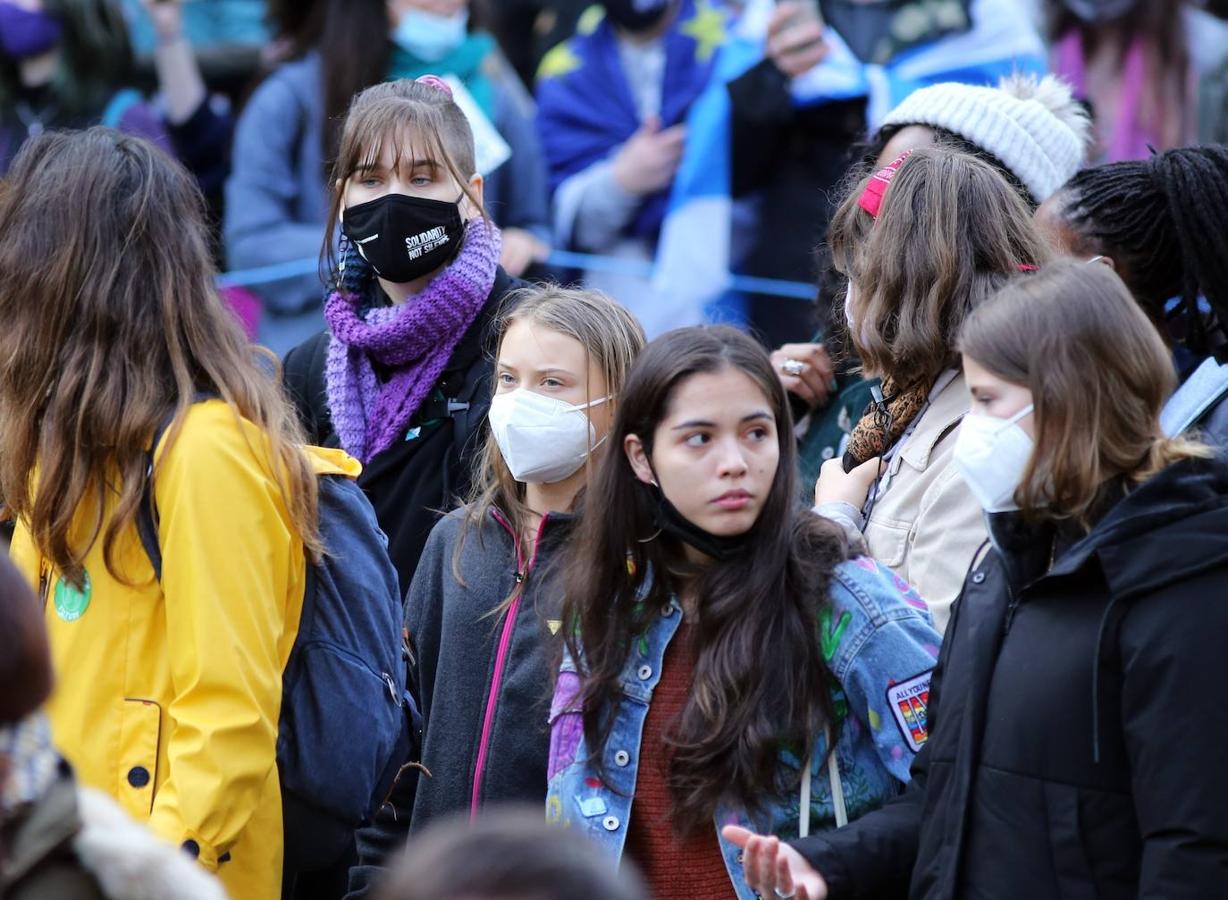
{"left": 545, "top": 557, "right": 941, "bottom": 899}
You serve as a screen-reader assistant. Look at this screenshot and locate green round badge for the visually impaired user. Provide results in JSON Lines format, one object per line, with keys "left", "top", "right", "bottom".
{"left": 54, "top": 571, "right": 91, "bottom": 622}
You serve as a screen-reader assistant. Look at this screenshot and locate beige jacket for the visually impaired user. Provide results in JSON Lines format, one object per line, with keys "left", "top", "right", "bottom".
{"left": 862, "top": 372, "right": 985, "bottom": 633}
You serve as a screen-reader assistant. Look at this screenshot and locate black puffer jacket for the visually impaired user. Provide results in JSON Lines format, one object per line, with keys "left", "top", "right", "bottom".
{"left": 796, "top": 456, "right": 1228, "bottom": 899}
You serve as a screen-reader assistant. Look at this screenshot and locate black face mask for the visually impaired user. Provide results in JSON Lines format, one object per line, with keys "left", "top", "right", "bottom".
{"left": 603, "top": 0, "right": 673, "bottom": 32}
{"left": 651, "top": 487, "right": 752, "bottom": 563}
{"left": 340, "top": 193, "right": 464, "bottom": 283}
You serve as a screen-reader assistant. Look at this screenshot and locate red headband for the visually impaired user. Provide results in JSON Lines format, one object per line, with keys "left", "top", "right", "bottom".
{"left": 858, "top": 149, "right": 914, "bottom": 220}
{"left": 414, "top": 74, "right": 453, "bottom": 99}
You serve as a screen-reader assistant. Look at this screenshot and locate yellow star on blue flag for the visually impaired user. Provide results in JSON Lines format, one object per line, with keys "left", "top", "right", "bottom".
{"left": 537, "top": 42, "right": 583, "bottom": 80}
{"left": 680, "top": 0, "right": 726, "bottom": 63}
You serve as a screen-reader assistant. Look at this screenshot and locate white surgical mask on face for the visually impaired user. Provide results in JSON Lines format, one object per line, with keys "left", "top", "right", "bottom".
{"left": 392, "top": 8, "right": 469, "bottom": 62}
{"left": 488, "top": 389, "right": 609, "bottom": 484}
{"left": 953, "top": 404, "right": 1035, "bottom": 513}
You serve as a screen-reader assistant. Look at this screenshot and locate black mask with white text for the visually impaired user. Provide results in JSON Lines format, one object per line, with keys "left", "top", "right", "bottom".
{"left": 341, "top": 193, "right": 464, "bottom": 283}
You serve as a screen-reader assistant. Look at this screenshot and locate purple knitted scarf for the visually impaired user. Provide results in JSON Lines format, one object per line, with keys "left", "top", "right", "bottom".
{"left": 324, "top": 218, "right": 502, "bottom": 462}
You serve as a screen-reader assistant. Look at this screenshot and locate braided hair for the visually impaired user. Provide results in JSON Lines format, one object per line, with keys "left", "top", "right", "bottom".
{"left": 1056, "top": 145, "right": 1228, "bottom": 355}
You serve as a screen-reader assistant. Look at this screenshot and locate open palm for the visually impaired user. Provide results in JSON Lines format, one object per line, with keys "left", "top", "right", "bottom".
{"left": 723, "top": 826, "right": 829, "bottom": 900}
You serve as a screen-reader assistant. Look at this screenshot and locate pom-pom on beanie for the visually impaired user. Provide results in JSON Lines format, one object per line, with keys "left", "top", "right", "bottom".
{"left": 881, "top": 73, "right": 1091, "bottom": 205}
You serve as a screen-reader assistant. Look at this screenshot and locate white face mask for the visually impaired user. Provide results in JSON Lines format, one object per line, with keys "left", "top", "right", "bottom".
{"left": 844, "top": 280, "right": 874, "bottom": 351}
{"left": 488, "top": 389, "right": 609, "bottom": 484}
{"left": 953, "top": 404, "right": 1035, "bottom": 513}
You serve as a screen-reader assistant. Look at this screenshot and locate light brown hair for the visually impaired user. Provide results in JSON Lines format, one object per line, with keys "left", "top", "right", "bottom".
{"left": 828, "top": 146, "right": 1050, "bottom": 391}
{"left": 453, "top": 287, "right": 646, "bottom": 598}
{"left": 323, "top": 79, "right": 485, "bottom": 280}
{"left": 959, "top": 257, "right": 1212, "bottom": 523}
{"left": 0, "top": 129, "right": 320, "bottom": 589}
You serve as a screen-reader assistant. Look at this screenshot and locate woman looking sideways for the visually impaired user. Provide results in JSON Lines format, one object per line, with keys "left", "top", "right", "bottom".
{"left": 547, "top": 326, "right": 941, "bottom": 899}
{"left": 811, "top": 147, "right": 1049, "bottom": 631}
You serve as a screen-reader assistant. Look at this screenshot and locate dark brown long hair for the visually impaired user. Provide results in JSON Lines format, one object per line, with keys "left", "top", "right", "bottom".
{"left": 312, "top": 0, "right": 487, "bottom": 167}
{"left": 828, "top": 146, "right": 1049, "bottom": 392}
{"left": 1046, "top": 1, "right": 1188, "bottom": 74}
{"left": 0, "top": 129, "right": 321, "bottom": 589}
{"left": 959, "top": 258, "right": 1211, "bottom": 524}
{"left": 562, "top": 326, "right": 848, "bottom": 830}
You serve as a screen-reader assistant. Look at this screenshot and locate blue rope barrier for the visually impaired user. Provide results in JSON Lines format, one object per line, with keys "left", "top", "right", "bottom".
{"left": 217, "top": 250, "right": 817, "bottom": 301}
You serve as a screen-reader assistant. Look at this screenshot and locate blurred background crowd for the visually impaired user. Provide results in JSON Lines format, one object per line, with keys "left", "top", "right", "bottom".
{"left": 5, "top": 0, "right": 1228, "bottom": 355}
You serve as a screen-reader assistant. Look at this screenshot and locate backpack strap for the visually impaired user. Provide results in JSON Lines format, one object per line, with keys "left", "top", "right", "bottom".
{"left": 136, "top": 394, "right": 218, "bottom": 582}
{"left": 283, "top": 332, "right": 331, "bottom": 444}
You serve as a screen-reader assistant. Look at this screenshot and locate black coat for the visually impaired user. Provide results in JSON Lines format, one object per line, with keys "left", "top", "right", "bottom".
{"left": 282, "top": 269, "right": 523, "bottom": 594}
{"left": 797, "top": 456, "right": 1228, "bottom": 899}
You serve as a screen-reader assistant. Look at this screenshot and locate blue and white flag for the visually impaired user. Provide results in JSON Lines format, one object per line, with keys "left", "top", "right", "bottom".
{"left": 652, "top": 0, "right": 1048, "bottom": 325}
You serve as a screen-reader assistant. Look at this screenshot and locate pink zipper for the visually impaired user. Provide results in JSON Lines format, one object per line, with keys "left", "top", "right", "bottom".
{"left": 470, "top": 510, "right": 549, "bottom": 819}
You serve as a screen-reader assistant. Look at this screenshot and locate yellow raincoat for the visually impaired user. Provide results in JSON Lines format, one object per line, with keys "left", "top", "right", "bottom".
{"left": 9, "top": 400, "right": 361, "bottom": 900}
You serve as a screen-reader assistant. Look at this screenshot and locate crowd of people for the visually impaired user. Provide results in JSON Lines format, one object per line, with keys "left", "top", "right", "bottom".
{"left": 4, "top": 1, "right": 1228, "bottom": 899}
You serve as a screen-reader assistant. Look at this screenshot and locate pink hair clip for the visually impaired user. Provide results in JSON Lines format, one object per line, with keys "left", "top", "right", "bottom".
{"left": 414, "top": 74, "right": 453, "bottom": 99}
{"left": 858, "top": 149, "right": 914, "bottom": 220}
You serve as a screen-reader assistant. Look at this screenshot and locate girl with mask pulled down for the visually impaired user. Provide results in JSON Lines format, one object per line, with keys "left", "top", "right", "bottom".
{"left": 347, "top": 287, "right": 645, "bottom": 896}
{"left": 226, "top": 0, "right": 551, "bottom": 352}
{"left": 284, "top": 75, "right": 521, "bottom": 596}
{"left": 546, "top": 326, "right": 941, "bottom": 900}
{"left": 731, "top": 258, "right": 1228, "bottom": 900}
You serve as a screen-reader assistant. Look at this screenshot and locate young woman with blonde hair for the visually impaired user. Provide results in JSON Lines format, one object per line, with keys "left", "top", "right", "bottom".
{"left": 733, "top": 258, "right": 1228, "bottom": 900}
{"left": 347, "top": 286, "right": 645, "bottom": 893}
{"left": 0, "top": 129, "right": 350, "bottom": 900}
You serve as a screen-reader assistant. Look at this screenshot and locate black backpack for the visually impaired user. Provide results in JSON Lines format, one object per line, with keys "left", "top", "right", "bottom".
{"left": 137, "top": 406, "right": 417, "bottom": 870}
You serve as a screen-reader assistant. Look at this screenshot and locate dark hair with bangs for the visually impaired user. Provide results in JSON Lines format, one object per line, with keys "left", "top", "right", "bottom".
{"left": 322, "top": 78, "right": 484, "bottom": 281}
{"left": 562, "top": 326, "right": 848, "bottom": 831}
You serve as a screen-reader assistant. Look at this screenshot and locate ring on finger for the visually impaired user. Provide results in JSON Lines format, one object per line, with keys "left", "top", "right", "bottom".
{"left": 780, "top": 358, "right": 806, "bottom": 377}
{"left": 774, "top": 889, "right": 796, "bottom": 899}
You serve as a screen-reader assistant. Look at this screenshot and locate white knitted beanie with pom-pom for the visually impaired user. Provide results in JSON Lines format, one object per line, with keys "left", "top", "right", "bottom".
{"left": 881, "top": 73, "right": 1092, "bottom": 204}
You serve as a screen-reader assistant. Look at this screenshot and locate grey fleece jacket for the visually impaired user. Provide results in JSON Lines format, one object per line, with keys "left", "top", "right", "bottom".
{"left": 345, "top": 505, "right": 573, "bottom": 898}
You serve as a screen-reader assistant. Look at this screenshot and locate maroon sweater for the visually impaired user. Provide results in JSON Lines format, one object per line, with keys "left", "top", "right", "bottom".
{"left": 624, "top": 622, "right": 736, "bottom": 899}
